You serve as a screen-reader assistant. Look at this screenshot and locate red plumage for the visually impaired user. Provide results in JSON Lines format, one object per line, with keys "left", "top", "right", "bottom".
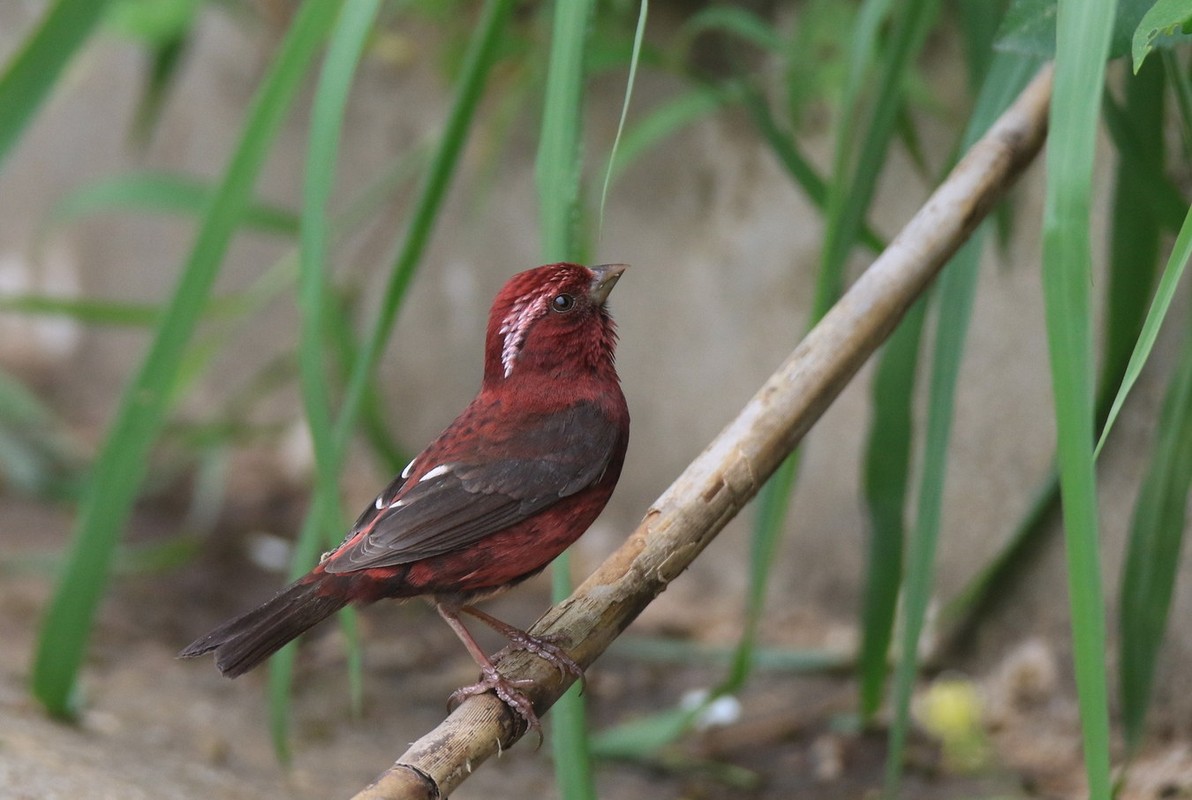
{"left": 180, "top": 263, "right": 629, "bottom": 731}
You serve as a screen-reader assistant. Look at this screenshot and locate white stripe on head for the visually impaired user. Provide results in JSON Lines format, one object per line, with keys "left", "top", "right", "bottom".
{"left": 497, "top": 292, "right": 550, "bottom": 378}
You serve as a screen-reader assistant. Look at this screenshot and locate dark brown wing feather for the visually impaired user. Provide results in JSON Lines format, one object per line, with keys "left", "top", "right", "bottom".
{"left": 324, "top": 400, "right": 618, "bottom": 572}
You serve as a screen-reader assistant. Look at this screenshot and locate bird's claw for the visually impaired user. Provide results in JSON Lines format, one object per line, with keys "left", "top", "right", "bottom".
{"left": 494, "top": 630, "right": 587, "bottom": 692}
{"left": 449, "top": 666, "right": 543, "bottom": 746}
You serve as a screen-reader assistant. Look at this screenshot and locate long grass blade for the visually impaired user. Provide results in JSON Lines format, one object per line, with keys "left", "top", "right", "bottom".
{"left": 1119, "top": 315, "right": 1192, "bottom": 752}
{"left": 45, "top": 171, "right": 300, "bottom": 237}
{"left": 597, "top": 0, "right": 647, "bottom": 237}
{"left": 857, "top": 297, "right": 925, "bottom": 721}
{"left": 266, "top": 0, "right": 516, "bottom": 755}
{"left": 1095, "top": 206, "right": 1192, "bottom": 456}
{"left": 740, "top": 85, "right": 886, "bottom": 255}
{"left": 1098, "top": 58, "right": 1165, "bottom": 426}
{"left": 0, "top": 366, "right": 84, "bottom": 500}
{"left": 30, "top": 0, "right": 341, "bottom": 718}
{"left": 933, "top": 57, "right": 1159, "bottom": 651}
{"left": 537, "top": 0, "right": 599, "bottom": 795}
{"left": 265, "top": 0, "right": 382, "bottom": 759}
{"left": 881, "top": 49, "right": 1041, "bottom": 788}
{"left": 1041, "top": 2, "right": 1116, "bottom": 798}
{"left": 607, "top": 84, "right": 735, "bottom": 184}
{"left": 0, "top": 0, "right": 111, "bottom": 171}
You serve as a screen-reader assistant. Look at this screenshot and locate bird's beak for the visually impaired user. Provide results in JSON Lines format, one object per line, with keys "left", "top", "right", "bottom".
{"left": 589, "top": 263, "right": 628, "bottom": 305}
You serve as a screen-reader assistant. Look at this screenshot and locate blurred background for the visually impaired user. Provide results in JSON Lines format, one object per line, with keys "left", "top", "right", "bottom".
{"left": 1, "top": 1, "right": 1190, "bottom": 798}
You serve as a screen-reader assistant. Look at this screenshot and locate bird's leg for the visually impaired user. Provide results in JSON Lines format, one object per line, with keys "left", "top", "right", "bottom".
{"left": 436, "top": 603, "right": 542, "bottom": 738}
{"left": 459, "top": 605, "right": 586, "bottom": 692}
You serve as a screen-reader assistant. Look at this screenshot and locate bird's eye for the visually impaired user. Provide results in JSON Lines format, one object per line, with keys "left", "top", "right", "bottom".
{"left": 551, "top": 293, "right": 576, "bottom": 313}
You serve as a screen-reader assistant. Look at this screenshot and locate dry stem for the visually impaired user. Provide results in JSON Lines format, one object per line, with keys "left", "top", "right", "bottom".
{"left": 350, "top": 64, "right": 1055, "bottom": 800}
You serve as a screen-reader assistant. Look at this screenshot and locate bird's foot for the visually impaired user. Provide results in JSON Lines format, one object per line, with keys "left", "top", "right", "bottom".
{"left": 449, "top": 666, "right": 542, "bottom": 743}
{"left": 494, "top": 630, "right": 586, "bottom": 692}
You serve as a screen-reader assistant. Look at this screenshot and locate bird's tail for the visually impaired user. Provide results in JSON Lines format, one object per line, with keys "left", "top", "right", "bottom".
{"left": 178, "top": 578, "right": 347, "bottom": 678}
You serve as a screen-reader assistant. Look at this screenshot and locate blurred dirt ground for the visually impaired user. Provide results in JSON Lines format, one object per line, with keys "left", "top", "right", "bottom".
{"left": 4, "top": 491, "right": 1192, "bottom": 800}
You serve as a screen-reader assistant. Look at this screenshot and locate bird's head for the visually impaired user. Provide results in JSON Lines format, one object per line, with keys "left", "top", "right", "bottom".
{"left": 484, "top": 263, "right": 626, "bottom": 385}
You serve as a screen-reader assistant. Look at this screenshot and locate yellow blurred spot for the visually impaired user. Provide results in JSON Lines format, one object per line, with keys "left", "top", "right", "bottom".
{"left": 915, "top": 677, "right": 990, "bottom": 772}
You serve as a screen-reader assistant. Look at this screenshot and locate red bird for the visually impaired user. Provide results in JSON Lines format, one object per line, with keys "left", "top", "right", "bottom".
{"left": 181, "top": 263, "right": 630, "bottom": 730}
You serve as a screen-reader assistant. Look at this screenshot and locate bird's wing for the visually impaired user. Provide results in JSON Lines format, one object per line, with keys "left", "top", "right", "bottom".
{"left": 323, "top": 400, "right": 620, "bottom": 572}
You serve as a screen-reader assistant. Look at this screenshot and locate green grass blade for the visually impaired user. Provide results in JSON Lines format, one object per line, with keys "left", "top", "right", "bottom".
{"left": 331, "top": 0, "right": 514, "bottom": 454}
{"left": 597, "top": 0, "right": 647, "bottom": 236}
{"left": 933, "top": 56, "right": 1156, "bottom": 650}
{"left": 0, "top": 295, "right": 161, "bottom": 326}
{"left": 1164, "top": 50, "right": 1192, "bottom": 158}
{"left": 0, "top": 366, "right": 84, "bottom": 500}
{"left": 881, "top": 49, "right": 1040, "bottom": 787}
{"left": 857, "top": 297, "right": 925, "bottom": 721}
{"left": 739, "top": 85, "right": 886, "bottom": 255}
{"left": 536, "top": 0, "right": 594, "bottom": 261}
{"left": 537, "top": 0, "right": 598, "bottom": 795}
{"left": 1095, "top": 206, "right": 1192, "bottom": 457}
{"left": 267, "top": 0, "right": 516, "bottom": 754}
{"left": 0, "top": 0, "right": 111, "bottom": 172}
{"left": 128, "top": 30, "right": 192, "bottom": 147}
{"left": 1119, "top": 318, "right": 1192, "bottom": 752}
{"left": 720, "top": 449, "right": 803, "bottom": 694}
{"left": 30, "top": 0, "right": 342, "bottom": 719}
{"left": 1042, "top": 1, "right": 1116, "bottom": 797}
{"left": 820, "top": 0, "right": 940, "bottom": 314}
{"left": 1101, "top": 71, "right": 1184, "bottom": 237}
{"left": 608, "top": 84, "right": 735, "bottom": 184}
{"left": 679, "top": 6, "right": 785, "bottom": 53}
{"left": 1098, "top": 57, "right": 1166, "bottom": 423}
{"left": 267, "top": 0, "right": 382, "bottom": 757}
{"left": 45, "top": 170, "right": 300, "bottom": 237}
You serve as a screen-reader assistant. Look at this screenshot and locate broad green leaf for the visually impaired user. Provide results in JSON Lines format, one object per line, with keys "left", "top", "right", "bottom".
{"left": 1132, "top": 0, "right": 1192, "bottom": 72}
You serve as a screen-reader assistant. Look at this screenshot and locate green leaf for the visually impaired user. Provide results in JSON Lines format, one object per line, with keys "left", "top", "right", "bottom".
{"left": 267, "top": 0, "right": 516, "bottom": 757}
{"left": 45, "top": 170, "right": 300, "bottom": 237}
{"left": 1096, "top": 203, "right": 1192, "bottom": 455}
{"left": 263, "top": 0, "right": 381, "bottom": 761}
{"left": 30, "top": 0, "right": 342, "bottom": 720}
{"left": 607, "top": 84, "right": 736, "bottom": 183}
{"left": 591, "top": 706, "right": 702, "bottom": 759}
{"left": 1132, "top": 0, "right": 1192, "bottom": 72}
{"left": 1118, "top": 322, "right": 1192, "bottom": 752}
{"left": 857, "top": 298, "right": 925, "bottom": 721}
{"left": 997, "top": 0, "right": 1152, "bottom": 60}
{"left": 0, "top": 0, "right": 113, "bottom": 172}
{"left": 538, "top": 0, "right": 599, "bottom": 795}
{"left": 1039, "top": 0, "right": 1117, "bottom": 798}
{"left": 679, "top": 6, "right": 785, "bottom": 54}
{"left": 0, "top": 367, "right": 85, "bottom": 500}
{"left": 104, "top": 0, "right": 199, "bottom": 43}
{"left": 597, "top": 0, "right": 647, "bottom": 234}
